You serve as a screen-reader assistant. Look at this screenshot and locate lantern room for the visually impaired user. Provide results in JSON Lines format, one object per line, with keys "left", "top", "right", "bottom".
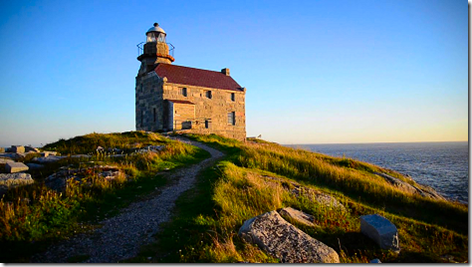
{"left": 146, "top": 23, "right": 166, "bottom": 43}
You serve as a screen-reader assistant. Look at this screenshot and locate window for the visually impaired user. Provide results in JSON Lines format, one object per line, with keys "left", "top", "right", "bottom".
{"left": 206, "top": 91, "right": 212, "bottom": 99}
{"left": 231, "top": 93, "right": 235, "bottom": 101}
{"left": 182, "top": 87, "right": 187, "bottom": 97}
{"left": 205, "top": 120, "right": 210, "bottom": 129}
{"left": 153, "top": 108, "right": 156, "bottom": 123}
{"left": 228, "top": 112, "right": 235, "bottom": 125}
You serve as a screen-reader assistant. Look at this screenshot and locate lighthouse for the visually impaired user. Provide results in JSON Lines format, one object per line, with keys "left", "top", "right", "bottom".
{"left": 135, "top": 23, "right": 247, "bottom": 141}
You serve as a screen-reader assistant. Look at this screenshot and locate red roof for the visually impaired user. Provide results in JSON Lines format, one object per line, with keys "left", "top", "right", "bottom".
{"left": 167, "top": 99, "right": 194, "bottom": 105}
{"left": 155, "top": 64, "right": 243, "bottom": 91}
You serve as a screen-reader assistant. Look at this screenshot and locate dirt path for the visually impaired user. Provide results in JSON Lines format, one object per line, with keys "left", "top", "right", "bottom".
{"left": 32, "top": 137, "right": 224, "bottom": 263}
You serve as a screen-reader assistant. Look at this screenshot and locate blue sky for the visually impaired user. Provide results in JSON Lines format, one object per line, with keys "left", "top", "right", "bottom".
{"left": 0, "top": 0, "right": 468, "bottom": 146}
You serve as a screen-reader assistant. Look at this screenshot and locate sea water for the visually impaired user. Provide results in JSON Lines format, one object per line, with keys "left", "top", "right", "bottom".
{"left": 287, "top": 142, "right": 469, "bottom": 204}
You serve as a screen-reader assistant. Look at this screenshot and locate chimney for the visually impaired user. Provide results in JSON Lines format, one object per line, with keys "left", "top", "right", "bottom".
{"left": 221, "top": 68, "right": 230, "bottom": 76}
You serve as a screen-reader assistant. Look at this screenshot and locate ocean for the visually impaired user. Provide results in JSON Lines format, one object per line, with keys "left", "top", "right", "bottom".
{"left": 287, "top": 142, "right": 469, "bottom": 204}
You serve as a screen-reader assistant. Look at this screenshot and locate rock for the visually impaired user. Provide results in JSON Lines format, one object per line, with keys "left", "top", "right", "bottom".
{"left": 262, "top": 175, "right": 346, "bottom": 212}
{"left": 0, "top": 173, "right": 34, "bottom": 195}
{"left": 360, "top": 214, "right": 400, "bottom": 251}
{"left": 239, "top": 211, "right": 340, "bottom": 263}
{"left": 33, "top": 155, "right": 66, "bottom": 164}
{"left": 45, "top": 165, "right": 125, "bottom": 191}
{"left": 370, "top": 258, "right": 382, "bottom": 263}
{"left": 11, "top": 145, "right": 25, "bottom": 153}
{"left": 375, "top": 172, "right": 446, "bottom": 201}
{"left": 0, "top": 157, "right": 14, "bottom": 164}
{"left": 0, "top": 153, "right": 23, "bottom": 160}
{"left": 25, "top": 146, "right": 40, "bottom": 153}
{"left": 278, "top": 207, "right": 315, "bottom": 227}
{"left": 40, "top": 151, "right": 58, "bottom": 157}
{"left": 5, "top": 162, "right": 29, "bottom": 173}
{"left": 26, "top": 163, "right": 45, "bottom": 170}
{"left": 70, "top": 154, "right": 92, "bottom": 159}
{"left": 135, "top": 145, "right": 165, "bottom": 154}
{"left": 375, "top": 172, "right": 418, "bottom": 195}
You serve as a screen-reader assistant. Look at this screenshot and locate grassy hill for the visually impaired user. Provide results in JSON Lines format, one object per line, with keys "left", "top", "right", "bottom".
{"left": 0, "top": 132, "right": 467, "bottom": 263}
{"left": 136, "top": 133, "right": 468, "bottom": 263}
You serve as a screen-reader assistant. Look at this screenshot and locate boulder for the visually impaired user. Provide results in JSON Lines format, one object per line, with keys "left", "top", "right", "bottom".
{"left": 26, "top": 163, "right": 45, "bottom": 170}
{"left": 11, "top": 145, "right": 25, "bottom": 153}
{"left": 239, "top": 211, "right": 340, "bottom": 263}
{"left": 5, "top": 162, "right": 29, "bottom": 173}
{"left": 0, "top": 157, "right": 14, "bottom": 164}
{"left": 375, "top": 172, "right": 446, "bottom": 201}
{"left": 25, "top": 146, "right": 40, "bottom": 153}
{"left": 0, "top": 173, "right": 34, "bottom": 195}
{"left": 40, "top": 151, "right": 58, "bottom": 157}
{"left": 278, "top": 207, "right": 315, "bottom": 227}
{"left": 33, "top": 155, "right": 66, "bottom": 164}
{"left": 0, "top": 153, "right": 23, "bottom": 160}
{"left": 262, "top": 175, "right": 346, "bottom": 212}
{"left": 375, "top": 172, "right": 418, "bottom": 195}
{"left": 360, "top": 214, "right": 400, "bottom": 251}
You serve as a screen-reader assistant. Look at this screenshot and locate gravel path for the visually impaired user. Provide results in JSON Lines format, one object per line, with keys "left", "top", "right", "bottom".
{"left": 32, "top": 137, "right": 224, "bottom": 263}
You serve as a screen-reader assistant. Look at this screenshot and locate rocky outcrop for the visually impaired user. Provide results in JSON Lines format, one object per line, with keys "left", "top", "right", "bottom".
{"left": 360, "top": 214, "right": 400, "bottom": 252}
{"left": 278, "top": 207, "right": 315, "bottom": 227}
{"left": 375, "top": 172, "right": 446, "bottom": 201}
{"left": 239, "top": 210, "right": 340, "bottom": 263}
{"left": 0, "top": 173, "right": 34, "bottom": 195}
{"left": 262, "top": 175, "right": 346, "bottom": 212}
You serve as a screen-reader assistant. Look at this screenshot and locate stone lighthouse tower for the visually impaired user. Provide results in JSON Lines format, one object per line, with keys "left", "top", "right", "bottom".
{"left": 137, "top": 23, "right": 175, "bottom": 76}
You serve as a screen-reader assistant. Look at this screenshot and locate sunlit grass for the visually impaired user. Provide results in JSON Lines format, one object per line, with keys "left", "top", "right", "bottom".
{"left": 0, "top": 131, "right": 210, "bottom": 262}
{"left": 142, "top": 133, "right": 467, "bottom": 263}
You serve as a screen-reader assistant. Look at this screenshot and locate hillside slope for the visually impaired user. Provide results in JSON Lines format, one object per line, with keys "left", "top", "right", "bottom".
{"left": 138, "top": 133, "right": 467, "bottom": 263}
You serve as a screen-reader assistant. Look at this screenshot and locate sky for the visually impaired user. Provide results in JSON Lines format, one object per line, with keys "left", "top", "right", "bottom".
{"left": 0, "top": 0, "right": 468, "bottom": 146}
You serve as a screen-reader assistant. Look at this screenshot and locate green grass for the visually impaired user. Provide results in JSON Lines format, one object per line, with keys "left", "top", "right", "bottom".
{"left": 0, "top": 131, "right": 210, "bottom": 263}
{"left": 131, "top": 133, "right": 467, "bottom": 263}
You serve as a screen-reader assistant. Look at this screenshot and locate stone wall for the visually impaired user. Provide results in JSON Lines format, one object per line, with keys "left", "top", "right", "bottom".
{"left": 135, "top": 72, "right": 164, "bottom": 132}
{"left": 162, "top": 82, "right": 246, "bottom": 141}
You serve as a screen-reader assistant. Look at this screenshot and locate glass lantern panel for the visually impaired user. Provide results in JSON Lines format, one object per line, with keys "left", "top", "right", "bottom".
{"left": 146, "top": 32, "right": 157, "bottom": 43}
{"left": 157, "top": 33, "right": 166, "bottom": 43}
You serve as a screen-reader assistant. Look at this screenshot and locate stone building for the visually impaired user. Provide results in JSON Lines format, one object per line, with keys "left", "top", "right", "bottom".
{"left": 135, "top": 23, "right": 246, "bottom": 141}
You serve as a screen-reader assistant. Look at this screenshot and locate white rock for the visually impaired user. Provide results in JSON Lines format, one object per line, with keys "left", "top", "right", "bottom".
{"left": 360, "top": 214, "right": 400, "bottom": 251}
{"left": 239, "top": 211, "right": 340, "bottom": 263}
